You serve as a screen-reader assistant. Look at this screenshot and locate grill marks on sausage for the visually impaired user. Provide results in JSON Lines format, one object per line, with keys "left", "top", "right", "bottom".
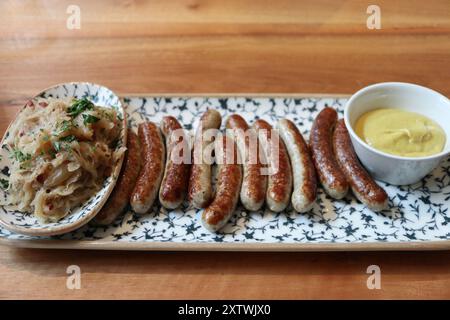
{"left": 202, "top": 136, "right": 242, "bottom": 232}
{"left": 97, "top": 108, "right": 389, "bottom": 231}
{"left": 130, "top": 122, "right": 165, "bottom": 214}
{"left": 310, "top": 107, "right": 349, "bottom": 199}
{"left": 226, "top": 114, "right": 267, "bottom": 211}
{"left": 188, "top": 110, "right": 222, "bottom": 209}
{"left": 94, "top": 129, "right": 141, "bottom": 225}
{"left": 253, "top": 119, "right": 292, "bottom": 212}
{"left": 333, "top": 119, "right": 388, "bottom": 211}
{"left": 278, "top": 119, "right": 317, "bottom": 213}
{"left": 159, "top": 116, "right": 191, "bottom": 209}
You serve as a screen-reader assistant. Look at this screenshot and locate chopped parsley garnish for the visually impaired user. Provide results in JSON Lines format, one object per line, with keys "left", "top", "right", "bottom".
{"left": 52, "top": 141, "right": 62, "bottom": 153}
{"left": 11, "top": 148, "right": 32, "bottom": 163}
{"left": 59, "top": 135, "right": 77, "bottom": 143}
{"left": 53, "top": 120, "right": 76, "bottom": 137}
{"left": 53, "top": 141, "right": 63, "bottom": 152}
{"left": 11, "top": 149, "right": 33, "bottom": 170}
{"left": 0, "top": 178, "right": 8, "bottom": 190}
{"left": 59, "top": 119, "right": 73, "bottom": 132}
{"left": 52, "top": 135, "right": 77, "bottom": 153}
{"left": 82, "top": 114, "right": 100, "bottom": 125}
{"left": 67, "top": 98, "right": 94, "bottom": 118}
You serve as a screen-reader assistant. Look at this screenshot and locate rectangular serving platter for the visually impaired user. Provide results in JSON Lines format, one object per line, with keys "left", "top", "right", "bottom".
{"left": 1, "top": 94, "right": 450, "bottom": 251}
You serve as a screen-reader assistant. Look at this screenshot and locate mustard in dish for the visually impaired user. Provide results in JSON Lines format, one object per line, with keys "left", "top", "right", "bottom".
{"left": 354, "top": 108, "right": 446, "bottom": 157}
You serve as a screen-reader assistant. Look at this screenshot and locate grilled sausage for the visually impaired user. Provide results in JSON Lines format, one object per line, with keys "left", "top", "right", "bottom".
{"left": 202, "top": 135, "right": 242, "bottom": 232}
{"left": 159, "top": 116, "right": 191, "bottom": 209}
{"left": 94, "top": 129, "right": 141, "bottom": 225}
{"left": 310, "top": 107, "right": 349, "bottom": 199}
{"left": 226, "top": 114, "right": 267, "bottom": 211}
{"left": 333, "top": 119, "right": 388, "bottom": 211}
{"left": 188, "top": 109, "right": 222, "bottom": 208}
{"left": 277, "top": 119, "right": 317, "bottom": 212}
{"left": 252, "top": 119, "right": 292, "bottom": 212}
{"left": 130, "top": 122, "right": 165, "bottom": 214}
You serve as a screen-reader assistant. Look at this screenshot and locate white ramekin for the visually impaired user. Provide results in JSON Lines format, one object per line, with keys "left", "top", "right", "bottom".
{"left": 344, "top": 82, "right": 450, "bottom": 185}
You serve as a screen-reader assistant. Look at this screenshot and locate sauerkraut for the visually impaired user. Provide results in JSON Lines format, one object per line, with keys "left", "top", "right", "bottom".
{"left": 3, "top": 97, "right": 124, "bottom": 222}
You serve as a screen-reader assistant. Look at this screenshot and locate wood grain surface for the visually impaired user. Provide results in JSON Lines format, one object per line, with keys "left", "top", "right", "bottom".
{"left": 0, "top": 0, "right": 449, "bottom": 299}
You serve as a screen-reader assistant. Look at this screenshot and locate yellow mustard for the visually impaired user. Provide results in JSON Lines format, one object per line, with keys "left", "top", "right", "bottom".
{"left": 354, "top": 108, "right": 446, "bottom": 157}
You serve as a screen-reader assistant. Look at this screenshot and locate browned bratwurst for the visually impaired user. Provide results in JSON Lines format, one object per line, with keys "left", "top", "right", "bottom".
{"left": 130, "top": 122, "right": 165, "bottom": 214}
{"left": 94, "top": 129, "right": 141, "bottom": 225}
{"left": 310, "top": 107, "right": 349, "bottom": 199}
{"left": 188, "top": 109, "right": 222, "bottom": 208}
{"left": 159, "top": 116, "right": 191, "bottom": 209}
{"left": 277, "top": 119, "right": 317, "bottom": 213}
{"left": 202, "top": 135, "right": 242, "bottom": 232}
{"left": 333, "top": 119, "right": 388, "bottom": 211}
{"left": 226, "top": 114, "right": 267, "bottom": 211}
{"left": 252, "top": 119, "right": 292, "bottom": 212}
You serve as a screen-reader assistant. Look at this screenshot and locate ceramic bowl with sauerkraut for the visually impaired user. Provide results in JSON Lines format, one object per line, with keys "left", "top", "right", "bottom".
{"left": 0, "top": 83, "right": 127, "bottom": 236}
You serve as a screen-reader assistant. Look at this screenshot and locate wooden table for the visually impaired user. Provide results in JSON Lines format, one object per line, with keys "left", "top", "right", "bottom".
{"left": 0, "top": 0, "right": 449, "bottom": 299}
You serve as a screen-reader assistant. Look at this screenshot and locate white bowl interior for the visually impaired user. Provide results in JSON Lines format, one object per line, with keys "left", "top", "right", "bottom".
{"left": 346, "top": 83, "right": 450, "bottom": 155}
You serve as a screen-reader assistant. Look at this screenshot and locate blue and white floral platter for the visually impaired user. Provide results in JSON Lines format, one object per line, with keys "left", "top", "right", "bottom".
{"left": 0, "top": 95, "right": 449, "bottom": 250}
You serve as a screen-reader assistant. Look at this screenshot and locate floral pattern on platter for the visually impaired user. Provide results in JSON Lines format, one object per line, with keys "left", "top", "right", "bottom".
{"left": 1, "top": 96, "right": 449, "bottom": 244}
{"left": 0, "top": 82, "right": 126, "bottom": 235}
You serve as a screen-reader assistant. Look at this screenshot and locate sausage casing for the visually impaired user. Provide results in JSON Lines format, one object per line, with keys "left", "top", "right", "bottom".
{"left": 188, "top": 109, "right": 222, "bottom": 208}
{"left": 333, "top": 119, "right": 388, "bottom": 211}
{"left": 252, "top": 119, "right": 292, "bottom": 212}
{"left": 159, "top": 116, "right": 191, "bottom": 209}
{"left": 226, "top": 114, "right": 267, "bottom": 211}
{"left": 202, "top": 135, "right": 242, "bottom": 232}
{"left": 310, "top": 107, "right": 349, "bottom": 199}
{"left": 277, "top": 119, "right": 317, "bottom": 213}
{"left": 94, "top": 129, "right": 141, "bottom": 225}
{"left": 130, "top": 122, "right": 165, "bottom": 214}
